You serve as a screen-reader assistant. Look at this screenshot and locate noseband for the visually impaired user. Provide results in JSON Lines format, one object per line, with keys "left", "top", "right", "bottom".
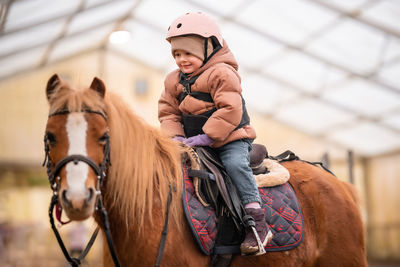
{"left": 43, "top": 109, "right": 120, "bottom": 267}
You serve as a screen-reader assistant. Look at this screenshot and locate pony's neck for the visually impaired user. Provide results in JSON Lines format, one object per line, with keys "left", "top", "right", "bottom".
{"left": 103, "top": 92, "right": 183, "bottom": 238}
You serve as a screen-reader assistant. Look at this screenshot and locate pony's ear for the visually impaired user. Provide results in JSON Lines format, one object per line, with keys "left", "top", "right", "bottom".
{"left": 90, "top": 77, "right": 106, "bottom": 98}
{"left": 46, "top": 74, "right": 61, "bottom": 101}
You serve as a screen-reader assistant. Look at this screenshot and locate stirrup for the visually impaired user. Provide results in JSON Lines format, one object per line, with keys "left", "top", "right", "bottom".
{"left": 250, "top": 225, "right": 266, "bottom": 255}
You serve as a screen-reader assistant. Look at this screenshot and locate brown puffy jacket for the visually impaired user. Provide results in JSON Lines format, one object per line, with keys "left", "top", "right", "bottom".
{"left": 158, "top": 40, "right": 256, "bottom": 148}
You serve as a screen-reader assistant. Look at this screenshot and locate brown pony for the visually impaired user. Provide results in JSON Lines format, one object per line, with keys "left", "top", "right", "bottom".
{"left": 44, "top": 74, "right": 367, "bottom": 266}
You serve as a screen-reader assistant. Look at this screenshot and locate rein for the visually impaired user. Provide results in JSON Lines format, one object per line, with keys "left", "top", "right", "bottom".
{"left": 43, "top": 109, "right": 120, "bottom": 267}
{"left": 155, "top": 183, "right": 175, "bottom": 267}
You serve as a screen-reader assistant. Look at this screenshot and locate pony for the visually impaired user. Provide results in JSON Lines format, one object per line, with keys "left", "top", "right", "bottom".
{"left": 43, "top": 74, "right": 367, "bottom": 266}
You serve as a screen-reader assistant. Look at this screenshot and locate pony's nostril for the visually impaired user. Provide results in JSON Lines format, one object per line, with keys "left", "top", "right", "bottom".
{"left": 62, "top": 190, "right": 71, "bottom": 206}
{"left": 87, "top": 188, "right": 95, "bottom": 202}
{"left": 62, "top": 189, "right": 67, "bottom": 201}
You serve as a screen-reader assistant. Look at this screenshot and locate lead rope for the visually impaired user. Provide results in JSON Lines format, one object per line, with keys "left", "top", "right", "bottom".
{"left": 155, "top": 184, "right": 175, "bottom": 267}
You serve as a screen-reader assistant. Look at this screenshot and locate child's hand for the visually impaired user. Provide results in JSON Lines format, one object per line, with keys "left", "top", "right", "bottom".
{"left": 183, "top": 134, "right": 214, "bottom": 147}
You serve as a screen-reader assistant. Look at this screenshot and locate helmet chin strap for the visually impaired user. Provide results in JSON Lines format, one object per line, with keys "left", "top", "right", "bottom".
{"left": 204, "top": 38, "right": 209, "bottom": 64}
{"left": 202, "top": 37, "right": 222, "bottom": 66}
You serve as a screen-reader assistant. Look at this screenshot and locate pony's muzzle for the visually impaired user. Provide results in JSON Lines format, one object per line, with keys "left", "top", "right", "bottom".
{"left": 61, "top": 187, "right": 95, "bottom": 211}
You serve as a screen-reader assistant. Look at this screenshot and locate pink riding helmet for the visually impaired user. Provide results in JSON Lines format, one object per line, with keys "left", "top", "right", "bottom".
{"left": 166, "top": 12, "right": 223, "bottom": 47}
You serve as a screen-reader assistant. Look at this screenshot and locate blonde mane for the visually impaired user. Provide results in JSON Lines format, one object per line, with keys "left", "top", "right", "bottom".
{"left": 104, "top": 92, "right": 183, "bottom": 234}
{"left": 48, "top": 82, "right": 184, "bottom": 235}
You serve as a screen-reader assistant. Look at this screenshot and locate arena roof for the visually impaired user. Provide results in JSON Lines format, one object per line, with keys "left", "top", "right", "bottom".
{"left": 1, "top": 0, "right": 399, "bottom": 157}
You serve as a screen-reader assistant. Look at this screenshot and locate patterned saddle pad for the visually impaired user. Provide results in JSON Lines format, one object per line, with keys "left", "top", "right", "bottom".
{"left": 182, "top": 165, "right": 304, "bottom": 255}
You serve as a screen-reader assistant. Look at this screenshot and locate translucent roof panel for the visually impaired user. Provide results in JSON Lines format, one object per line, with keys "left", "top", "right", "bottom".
{"left": 85, "top": 0, "right": 113, "bottom": 9}
{"left": 306, "top": 19, "right": 386, "bottom": 74}
{"left": 328, "top": 122, "right": 400, "bottom": 156}
{"left": 322, "top": 78, "right": 400, "bottom": 117}
{"left": 361, "top": 0, "right": 400, "bottom": 32}
{"left": 236, "top": 0, "right": 338, "bottom": 44}
{"left": 382, "top": 38, "right": 400, "bottom": 64}
{"left": 4, "top": 0, "right": 81, "bottom": 32}
{"left": 382, "top": 113, "right": 400, "bottom": 131}
{"left": 48, "top": 25, "right": 113, "bottom": 63}
{"left": 109, "top": 21, "right": 171, "bottom": 70}
{"left": 221, "top": 22, "right": 283, "bottom": 69}
{"left": 188, "top": 0, "right": 246, "bottom": 16}
{"left": 274, "top": 98, "right": 355, "bottom": 135}
{"left": 0, "top": 19, "right": 65, "bottom": 58}
{"left": 327, "top": 0, "right": 370, "bottom": 11}
{"left": 0, "top": 46, "right": 47, "bottom": 79}
{"left": 378, "top": 62, "right": 400, "bottom": 89}
{"left": 134, "top": 0, "right": 197, "bottom": 30}
{"left": 67, "top": 1, "right": 134, "bottom": 36}
{"left": 263, "top": 51, "right": 347, "bottom": 93}
{"left": 241, "top": 74, "right": 299, "bottom": 114}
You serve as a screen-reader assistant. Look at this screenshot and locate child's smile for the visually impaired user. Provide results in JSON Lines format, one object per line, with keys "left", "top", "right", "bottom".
{"left": 174, "top": 49, "right": 203, "bottom": 74}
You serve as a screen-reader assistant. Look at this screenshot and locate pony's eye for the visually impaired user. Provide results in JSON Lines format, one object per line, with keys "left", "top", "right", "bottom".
{"left": 46, "top": 131, "right": 57, "bottom": 146}
{"left": 98, "top": 133, "right": 109, "bottom": 145}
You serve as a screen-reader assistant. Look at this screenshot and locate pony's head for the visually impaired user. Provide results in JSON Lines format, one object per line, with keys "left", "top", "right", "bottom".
{"left": 44, "top": 74, "right": 109, "bottom": 221}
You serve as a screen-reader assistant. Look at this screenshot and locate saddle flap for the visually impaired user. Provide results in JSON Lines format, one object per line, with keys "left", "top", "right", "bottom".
{"left": 195, "top": 147, "right": 243, "bottom": 222}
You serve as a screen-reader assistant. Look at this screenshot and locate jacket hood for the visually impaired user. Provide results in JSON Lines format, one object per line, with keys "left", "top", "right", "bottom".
{"left": 189, "top": 40, "right": 238, "bottom": 77}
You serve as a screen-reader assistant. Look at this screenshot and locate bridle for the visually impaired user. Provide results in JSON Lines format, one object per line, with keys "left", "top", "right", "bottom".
{"left": 43, "top": 108, "right": 175, "bottom": 267}
{"left": 43, "top": 109, "right": 120, "bottom": 267}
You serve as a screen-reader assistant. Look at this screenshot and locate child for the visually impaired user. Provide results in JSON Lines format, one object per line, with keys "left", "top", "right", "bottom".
{"left": 158, "top": 12, "right": 272, "bottom": 255}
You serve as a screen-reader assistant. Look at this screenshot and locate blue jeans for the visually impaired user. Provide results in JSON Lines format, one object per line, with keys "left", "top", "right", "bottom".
{"left": 215, "top": 139, "right": 261, "bottom": 205}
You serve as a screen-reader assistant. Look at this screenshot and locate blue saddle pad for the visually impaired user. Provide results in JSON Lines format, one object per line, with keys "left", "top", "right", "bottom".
{"left": 182, "top": 164, "right": 304, "bottom": 255}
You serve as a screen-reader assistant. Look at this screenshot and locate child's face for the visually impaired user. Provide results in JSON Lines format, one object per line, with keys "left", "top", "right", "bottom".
{"left": 173, "top": 49, "right": 203, "bottom": 74}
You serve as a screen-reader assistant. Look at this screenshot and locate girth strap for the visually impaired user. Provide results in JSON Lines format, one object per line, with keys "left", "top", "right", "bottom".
{"left": 269, "top": 150, "right": 336, "bottom": 176}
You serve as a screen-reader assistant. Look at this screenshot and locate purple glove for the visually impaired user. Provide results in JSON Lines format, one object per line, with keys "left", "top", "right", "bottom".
{"left": 173, "top": 136, "right": 186, "bottom": 142}
{"left": 183, "top": 134, "right": 214, "bottom": 147}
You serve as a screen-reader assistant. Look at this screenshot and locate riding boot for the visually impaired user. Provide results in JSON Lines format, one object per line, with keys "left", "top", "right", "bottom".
{"left": 240, "top": 208, "right": 273, "bottom": 256}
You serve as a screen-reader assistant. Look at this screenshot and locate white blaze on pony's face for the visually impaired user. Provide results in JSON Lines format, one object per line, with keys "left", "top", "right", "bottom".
{"left": 65, "top": 113, "right": 89, "bottom": 201}
{"left": 45, "top": 74, "right": 108, "bottom": 221}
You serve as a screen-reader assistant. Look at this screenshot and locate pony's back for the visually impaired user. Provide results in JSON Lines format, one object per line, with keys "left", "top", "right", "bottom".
{"left": 283, "top": 160, "right": 366, "bottom": 266}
